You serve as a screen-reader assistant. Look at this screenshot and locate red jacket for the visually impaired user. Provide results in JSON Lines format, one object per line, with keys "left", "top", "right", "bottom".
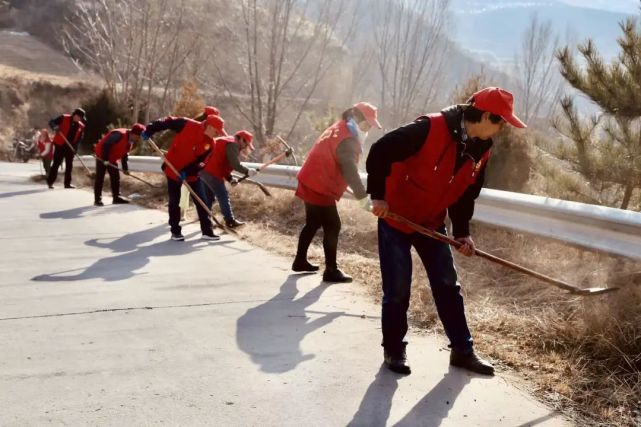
{"left": 203, "top": 136, "right": 237, "bottom": 179}
{"left": 164, "top": 119, "right": 213, "bottom": 182}
{"left": 37, "top": 136, "right": 54, "bottom": 160}
{"left": 52, "top": 114, "right": 85, "bottom": 147}
{"left": 297, "top": 120, "right": 359, "bottom": 201}
{"left": 384, "top": 114, "right": 491, "bottom": 233}
{"left": 94, "top": 129, "right": 132, "bottom": 163}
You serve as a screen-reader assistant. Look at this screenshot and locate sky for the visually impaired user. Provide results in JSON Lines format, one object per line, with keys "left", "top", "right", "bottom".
{"left": 559, "top": 0, "right": 639, "bottom": 14}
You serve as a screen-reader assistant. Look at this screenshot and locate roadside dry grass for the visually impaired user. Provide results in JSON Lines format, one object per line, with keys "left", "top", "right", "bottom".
{"left": 66, "top": 170, "right": 641, "bottom": 426}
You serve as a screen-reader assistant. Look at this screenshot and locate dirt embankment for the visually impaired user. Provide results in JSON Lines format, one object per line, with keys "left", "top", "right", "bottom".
{"left": 63, "top": 169, "right": 641, "bottom": 427}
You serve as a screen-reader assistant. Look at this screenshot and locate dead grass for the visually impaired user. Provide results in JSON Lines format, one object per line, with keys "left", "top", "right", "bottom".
{"left": 69, "top": 170, "right": 641, "bottom": 426}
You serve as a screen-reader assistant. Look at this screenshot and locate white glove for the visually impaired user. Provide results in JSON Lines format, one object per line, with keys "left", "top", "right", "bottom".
{"left": 247, "top": 168, "right": 258, "bottom": 177}
{"left": 358, "top": 196, "right": 372, "bottom": 212}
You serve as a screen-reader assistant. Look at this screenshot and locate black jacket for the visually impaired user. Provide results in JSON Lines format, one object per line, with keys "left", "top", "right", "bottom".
{"left": 365, "top": 105, "right": 493, "bottom": 238}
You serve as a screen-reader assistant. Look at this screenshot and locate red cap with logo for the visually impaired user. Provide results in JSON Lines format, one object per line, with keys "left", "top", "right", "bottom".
{"left": 131, "top": 123, "right": 146, "bottom": 135}
{"left": 205, "top": 114, "right": 226, "bottom": 135}
{"left": 235, "top": 130, "right": 254, "bottom": 150}
{"left": 353, "top": 101, "right": 382, "bottom": 129}
{"left": 468, "top": 87, "right": 526, "bottom": 128}
{"left": 204, "top": 106, "right": 220, "bottom": 116}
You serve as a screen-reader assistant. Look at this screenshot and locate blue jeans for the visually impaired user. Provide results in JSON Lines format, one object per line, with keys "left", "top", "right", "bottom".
{"left": 378, "top": 219, "right": 473, "bottom": 355}
{"left": 200, "top": 172, "right": 234, "bottom": 221}
{"left": 167, "top": 177, "right": 212, "bottom": 235}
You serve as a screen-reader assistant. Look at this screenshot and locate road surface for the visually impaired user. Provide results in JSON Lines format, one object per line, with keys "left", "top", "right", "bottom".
{"left": 0, "top": 162, "right": 569, "bottom": 426}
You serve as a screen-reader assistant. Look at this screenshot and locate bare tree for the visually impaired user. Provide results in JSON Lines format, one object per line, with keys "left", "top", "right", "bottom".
{"left": 373, "top": 0, "right": 451, "bottom": 127}
{"left": 207, "top": 0, "right": 357, "bottom": 146}
{"left": 62, "top": 0, "right": 202, "bottom": 123}
{"left": 514, "top": 14, "right": 563, "bottom": 123}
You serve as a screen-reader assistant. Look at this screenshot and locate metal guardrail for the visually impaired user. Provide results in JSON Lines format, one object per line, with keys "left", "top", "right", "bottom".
{"left": 78, "top": 155, "right": 641, "bottom": 260}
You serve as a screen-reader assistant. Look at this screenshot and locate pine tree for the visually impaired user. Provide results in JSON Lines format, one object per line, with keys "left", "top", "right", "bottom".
{"left": 555, "top": 18, "right": 641, "bottom": 210}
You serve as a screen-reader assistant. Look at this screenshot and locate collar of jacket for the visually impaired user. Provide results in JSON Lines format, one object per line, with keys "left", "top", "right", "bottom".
{"left": 440, "top": 104, "right": 493, "bottom": 162}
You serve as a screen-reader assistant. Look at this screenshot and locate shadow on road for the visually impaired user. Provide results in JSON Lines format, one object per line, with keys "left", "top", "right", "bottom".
{"left": 31, "top": 229, "right": 218, "bottom": 283}
{"left": 393, "top": 367, "right": 474, "bottom": 427}
{"left": 0, "top": 188, "right": 48, "bottom": 199}
{"left": 40, "top": 204, "right": 138, "bottom": 219}
{"left": 347, "top": 364, "right": 400, "bottom": 427}
{"left": 236, "top": 273, "right": 340, "bottom": 373}
{"left": 85, "top": 224, "right": 167, "bottom": 253}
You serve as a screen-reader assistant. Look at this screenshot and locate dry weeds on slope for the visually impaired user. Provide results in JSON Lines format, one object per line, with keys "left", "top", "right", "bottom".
{"left": 65, "top": 170, "right": 641, "bottom": 426}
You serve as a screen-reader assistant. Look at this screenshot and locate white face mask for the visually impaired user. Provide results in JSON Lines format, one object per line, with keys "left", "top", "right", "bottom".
{"left": 357, "top": 126, "right": 369, "bottom": 144}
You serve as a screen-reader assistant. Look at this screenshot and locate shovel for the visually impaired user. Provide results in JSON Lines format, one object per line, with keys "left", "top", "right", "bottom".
{"left": 93, "top": 154, "right": 160, "bottom": 188}
{"left": 385, "top": 212, "right": 618, "bottom": 297}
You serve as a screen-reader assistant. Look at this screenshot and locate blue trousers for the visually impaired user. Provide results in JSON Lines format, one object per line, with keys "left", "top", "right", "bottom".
{"left": 200, "top": 172, "right": 234, "bottom": 221}
{"left": 378, "top": 219, "right": 473, "bottom": 355}
{"left": 166, "top": 177, "right": 212, "bottom": 235}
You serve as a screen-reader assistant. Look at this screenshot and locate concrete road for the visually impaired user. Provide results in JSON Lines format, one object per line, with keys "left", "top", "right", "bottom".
{"left": 0, "top": 162, "right": 569, "bottom": 426}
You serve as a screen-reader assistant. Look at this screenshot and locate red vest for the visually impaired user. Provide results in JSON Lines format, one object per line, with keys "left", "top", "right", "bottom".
{"left": 94, "top": 129, "right": 132, "bottom": 163}
{"left": 385, "top": 114, "right": 491, "bottom": 234}
{"left": 164, "top": 119, "right": 213, "bottom": 182}
{"left": 297, "top": 120, "right": 360, "bottom": 201}
{"left": 52, "top": 114, "right": 85, "bottom": 146}
{"left": 37, "top": 137, "right": 53, "bottom": 160}
{"left": 203, "top": 136, "right": 237, "bottom": 179}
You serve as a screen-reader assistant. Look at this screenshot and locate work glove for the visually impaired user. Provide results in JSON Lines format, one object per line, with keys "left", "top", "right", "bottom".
{"left": 285, "top": 148, "right": 293, "bottom": 157}
{"left": 358, "top": 196, "right": 372, "bottom": 212}
{"left": 178, "top": 171, "right": 187, "bottom": 181}
{"left": 103, "top": 160, "right": 111, "bottom": 167}
{"left": 230, "top": 178, "right": 239, "bottom": 187}
{"left": 246, "top": 168, "right": 258, "bottom": 177}
{"left": 123, "top": 170, "right": 130, "bottom": 176}
{"left": 140, "top": 131, "right": 150, "bottom": 141}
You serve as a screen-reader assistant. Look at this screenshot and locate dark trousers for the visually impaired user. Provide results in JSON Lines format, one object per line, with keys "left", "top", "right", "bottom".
{"left": 42, "top": 158, "right": 51, "bottom": 175}
{"left": 378, "top": 219, "right": 473, "bottom": 355}
{"left": 201, "top": 172, "right": 234, "bottom": 221}
{"left": 94, "top": 159, "right": 120, "bottom": 202}
{"left": 167, "top": 177, "right": 212, "bottom": 235}
{"left": 295, "top": 202, "right": 341, "bottom": 270}
{"left": 47, "top": 143, "right": 74, "bottom": 186}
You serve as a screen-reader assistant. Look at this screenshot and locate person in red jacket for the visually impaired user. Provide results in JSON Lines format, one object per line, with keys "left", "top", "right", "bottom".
{"left": 366, "top": 87, "right": 527, "bottom": 376}
{"left": 93, "top": 123, "right": 145, "bottom": 206}
{"left": 294, "top": 102, "right": 381, "bottom": 283}
{"left": 142, "top": 114, "right": 226, "bottom": 241}
{"left": 35, "top": 129, "right": 54, "bottom": 175}
{"left": 200, "top": 130, "right": 257, "bottom": 228}
{"left": 46, "top": 108, "right": 86, "bottom": 189}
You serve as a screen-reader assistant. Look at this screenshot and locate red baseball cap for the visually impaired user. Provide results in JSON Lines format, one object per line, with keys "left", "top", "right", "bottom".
{"left": 205, "top": 114, "right": 226, "bottom": 135}
{"left": 235, "top": 130, "right": 254, "bottom": 150}
{"left": 204, "top": 106, "right": 220, "bottom": 116}
{"left": 130, "top": 123, "right": 145, "bottom": 135}
{"left": 353, "top": 101, "right": 382, "bottom": 129}
{"left": 468, "top": 87, "right": 526, "bottom": 128}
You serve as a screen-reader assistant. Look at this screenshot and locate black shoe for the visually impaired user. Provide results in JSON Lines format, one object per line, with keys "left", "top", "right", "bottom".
{"left": 225, "top": 218, "right": 245, "bottom": 228}
{"left": 384, "top": 347, "right": 411, "bottom": 375}
{"left": 292, "top": 258, "right": 320, "bottom": 272}
{"left": 94, "top": 200, "right": 104, "bottom": 207}
{"left": 47, "top": 184, "right": 54, "bottom": 189}
{"left": 450, "top": 350, "right": 495, "bottom": 376}
{"left": 323, "top": 268, "right": 352, "bottom": 283}
{"left": 112, "top": 196, "right": 130, "bottom": 204}
{"left": 171, "top": 233, "right": 185, "bottom": 241}
{"left": 64, "top": 184, "right": 76, "bottom": 189}
{"left": 201, "top": 232, "right": 220, "bottom": 241}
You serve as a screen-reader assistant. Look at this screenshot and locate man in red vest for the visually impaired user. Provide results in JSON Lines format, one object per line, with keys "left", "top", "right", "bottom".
{"left": 46, "top": 108, "right": 86, "bottom": 189}
{"left": 142, "top": 115, "right": 226, "bottom": 241}
{"left": 294, "top": 102, "right": 380, "bottom": 283}
{"left": 366, "top": 87, "right": 527, "bottom": 376}
{"left": 93, "top": 123, "right": 145, "bottom": 206}
{"left": 200, "top": 130, "right": 257, "bottom": 228}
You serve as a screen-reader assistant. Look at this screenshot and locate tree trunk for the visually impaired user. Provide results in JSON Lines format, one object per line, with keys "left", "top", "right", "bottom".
{"left": 620, "top": 184, "right": 634, "bottom": 210}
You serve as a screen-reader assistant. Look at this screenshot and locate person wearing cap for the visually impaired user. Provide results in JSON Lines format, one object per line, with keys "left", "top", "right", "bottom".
{"left": 200, "top": 130, "right": 258, "bottom": 228}
{"left": 193, "top": 106, "right": 221, "bottom": 122}
{"left": 365, "top": 87, "right": 527, "bottom": 376}
{"left": 141, "top": 114, "right": 226, "bottom": 241}
{"left": 294, "top": 102, "right": 381, "bottom": 283}
{"left": 46, "top": 108, "right": 86, "bottom": 189}
{"left": 93, "top": 123, "right": 145, "bottom": 206}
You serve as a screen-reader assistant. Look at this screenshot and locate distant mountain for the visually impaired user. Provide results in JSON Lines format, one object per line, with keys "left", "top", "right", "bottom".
{"left": 450, "top": 0, "right": 635, "bottom": 62}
